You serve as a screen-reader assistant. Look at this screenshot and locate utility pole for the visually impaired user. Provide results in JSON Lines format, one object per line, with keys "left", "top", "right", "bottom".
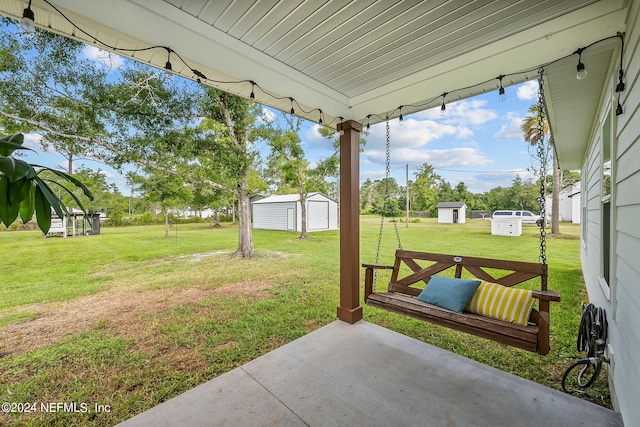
{"left": 405, "top": 163, "right": 409, "bottom": 228}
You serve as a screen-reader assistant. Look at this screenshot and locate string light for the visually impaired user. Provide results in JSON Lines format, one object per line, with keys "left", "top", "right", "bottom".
{"left": 164, "top": 48, "right": 173, "bottom": 79}
{"left": 24, "top": 2, "right": 628, "bottom": 126}
{"left": 498, "top": 75, "right": 506, "bottom": 101}
{"left": 398, "top": 106, "right": 404, "bottom": 125}
{"left": 193, "top": 69, "right": 206, "bottom": 84}
{"left": 21, "top": 0, "right": 35, "bottom": 33}
{"left": 575, "top": 47, "right": 588, "bottom": 80}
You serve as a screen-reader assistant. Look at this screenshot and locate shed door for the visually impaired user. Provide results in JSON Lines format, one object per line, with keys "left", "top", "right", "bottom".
{"left": 287, "top": 208, "right": 295, "bottom": 231}
{"left": 308, "top": 201, "right": 329, "bottom": 230}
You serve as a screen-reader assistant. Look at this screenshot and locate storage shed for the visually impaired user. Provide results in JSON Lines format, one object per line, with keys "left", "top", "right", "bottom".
{"left": 252, "top": 193, "right": 338, "bottom": 232}
{"left": 435, "top": 202, "right": 467, "bottom": 224}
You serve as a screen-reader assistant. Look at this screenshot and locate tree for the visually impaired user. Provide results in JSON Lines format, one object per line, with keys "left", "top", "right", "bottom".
{"left": 0, "top": 19, "right": 270, "bottom": 257}
{"left": 264, "top": 114, "right": 337, "bottom": 238}
{"left": 411, "top": 163, "right": 441, "bottom": 214}
{"left": 127, "top": 169, "right": 192, "bottom": 238}
{"left": 195, "top": 88, "right": 266, "bottom": 257}
{"left": 0, "top": 20, "right": 111, "bottom": 171}
{"left": 60, "top": 166, "right": 127, "bottom": 220}
{"left": 360, "top": 178, "right": 378, "bottom": 214}
{"left": 521, "top": 103, "right": 559, "bottom": 234}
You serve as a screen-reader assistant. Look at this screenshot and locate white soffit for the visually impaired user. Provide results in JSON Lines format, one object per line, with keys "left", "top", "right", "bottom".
{"left": 545, "top": 40, "right": 618, "bottom": 171}
{"left": 0, "top": 0, "right": 628, "bottom": 127}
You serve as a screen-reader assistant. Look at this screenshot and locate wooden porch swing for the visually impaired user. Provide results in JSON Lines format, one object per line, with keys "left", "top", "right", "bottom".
{"left": 363, "top": 75, "right": 560, "bottom": 355}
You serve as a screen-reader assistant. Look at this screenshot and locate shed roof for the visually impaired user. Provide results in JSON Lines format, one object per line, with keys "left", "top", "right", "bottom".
{"left": 252, "top": 192, "right": 333, "bottom": 204}
{"left": 436, "top": 202, "right": 467, "bottom": 209}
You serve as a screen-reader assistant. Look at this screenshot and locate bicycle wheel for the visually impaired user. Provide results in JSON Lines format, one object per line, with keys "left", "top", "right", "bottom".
{"left": 561, "top": 359, "right": 602, "bottom": 393}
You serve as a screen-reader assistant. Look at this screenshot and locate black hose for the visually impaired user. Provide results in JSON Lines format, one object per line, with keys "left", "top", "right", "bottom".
{"left": 576, "top": 303, "right": 608, "bottom": 357}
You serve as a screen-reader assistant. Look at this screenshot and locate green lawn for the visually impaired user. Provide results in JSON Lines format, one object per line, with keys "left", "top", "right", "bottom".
{"left": 0, "top": 218, "right": 610, "bottom": 426}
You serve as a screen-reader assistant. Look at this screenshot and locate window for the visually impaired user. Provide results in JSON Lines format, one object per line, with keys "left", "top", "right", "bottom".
{"left": 601, "top": 113, "right": 612, "bottom": 291}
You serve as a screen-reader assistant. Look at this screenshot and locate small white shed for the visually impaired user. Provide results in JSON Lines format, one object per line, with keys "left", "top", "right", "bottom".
{"left": 252, "top": 193, "right": 338, "bottom": 232}
{"left": 435, "top": 202, "right": 467, "bottom": 224}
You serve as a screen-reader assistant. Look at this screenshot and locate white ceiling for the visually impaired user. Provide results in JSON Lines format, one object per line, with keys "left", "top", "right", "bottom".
{"left": 0, "top": 0, "right": 630, "bottom": 168}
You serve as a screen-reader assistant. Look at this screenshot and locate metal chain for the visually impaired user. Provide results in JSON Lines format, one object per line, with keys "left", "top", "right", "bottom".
{"left": 537, "top": 69, "right": 548, "bottom": 265}
{"left": 373, "top": 117, "right": 403, "bottom": 290}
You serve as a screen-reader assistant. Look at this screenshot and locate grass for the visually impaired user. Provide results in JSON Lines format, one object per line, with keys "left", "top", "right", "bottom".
{"left": 0, "top": 218, "right": 611, "bottom": 426}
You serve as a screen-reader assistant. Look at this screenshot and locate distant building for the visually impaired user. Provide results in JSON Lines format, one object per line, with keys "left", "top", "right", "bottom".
{"left": 435, "top": 202, "right": 467, "bottom": 224}
{"left": 546, "top": 181, "right": 581, "bottom": 224}
{"left": 252, "top": 193, "right": 338, "bottom": 232}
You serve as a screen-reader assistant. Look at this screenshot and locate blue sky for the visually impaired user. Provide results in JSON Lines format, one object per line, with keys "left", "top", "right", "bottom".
{"left": 17, "top": 45, "right": 542, "bottom": 195}
{"left": 299, "top": 79, "right": 542, "bottom": 193}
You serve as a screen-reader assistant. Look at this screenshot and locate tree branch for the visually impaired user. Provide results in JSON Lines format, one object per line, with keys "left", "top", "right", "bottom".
{"left": 0, "top": 111, "right": 237, "bottom": 196}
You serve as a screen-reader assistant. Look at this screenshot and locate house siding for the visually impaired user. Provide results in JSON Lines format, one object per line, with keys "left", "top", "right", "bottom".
{"left": 580, "top": 0, "right": 640, "bottom": 422}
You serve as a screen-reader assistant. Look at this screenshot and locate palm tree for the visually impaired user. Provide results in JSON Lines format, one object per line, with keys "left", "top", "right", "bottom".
{"left": 521, "top": 104, "right": 561, "bottom": 235}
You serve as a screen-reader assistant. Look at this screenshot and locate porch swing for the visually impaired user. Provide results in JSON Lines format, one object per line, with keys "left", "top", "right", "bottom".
{"left": 362, "top": 74, "right": 561, "bottom": 355}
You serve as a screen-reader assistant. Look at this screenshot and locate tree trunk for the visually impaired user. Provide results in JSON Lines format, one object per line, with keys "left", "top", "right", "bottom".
{"left": 551, "top": 147, "right": 561, "bottom": 235}
{"left": 163, "top": 209, "right": 170, "bottom": 238}
{"left": 299, "top": 191, "right": 308, "bottom": 239}
{"left": 213, "top": 209, "right": 221, "bottom": 228}
{"left": 233, "top": 191, "right": 254, "bottom": 258}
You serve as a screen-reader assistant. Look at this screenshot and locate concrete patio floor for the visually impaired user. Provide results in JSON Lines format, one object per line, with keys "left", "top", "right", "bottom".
{"left": 118, "top": 320, "right": 623, "bottom": 427}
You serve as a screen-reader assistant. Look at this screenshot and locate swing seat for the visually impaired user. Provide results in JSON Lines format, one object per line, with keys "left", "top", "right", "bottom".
{"left": 363, "top": 250, "right": 560, "bottom": 355}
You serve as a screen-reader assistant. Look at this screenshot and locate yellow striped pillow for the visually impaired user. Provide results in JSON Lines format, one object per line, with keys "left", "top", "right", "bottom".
{"left": 465, "top": 280, "right": 534, "bottom": 326}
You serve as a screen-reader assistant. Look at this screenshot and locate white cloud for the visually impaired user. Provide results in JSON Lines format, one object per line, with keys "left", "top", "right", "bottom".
{"left": 82, "top": 45, "right": 124, "bottom": 69}
{"left": 517, "top": 80, "right": 538, "bottom": 100}
{"left": 305, "top": 123, "right": 333, "bottom": 147}
{"left": 456, "top": 127, "right": 474, "bottom": 139}
{"left": 22, "top": 132, "right": 58, "bottom": 154}
{"left": 494, "top": 113, "right": 524, "bottom": 140}
{"left": 365, "top": 118, "right": 458, "bottom": 153}
{"left": 22, "top": 132, "right": 43, "bottom": 150}
{"left": 414, "top": 99, "right": 497, "bottom": 126}
{"left": 260, "top": 108, "right": 277, "bottom": 124}
{"left": 364, "top": 146, "right": 492, "bottom": 169}
{"left": 99, "top": 169, "right": 117, "bottom": 179}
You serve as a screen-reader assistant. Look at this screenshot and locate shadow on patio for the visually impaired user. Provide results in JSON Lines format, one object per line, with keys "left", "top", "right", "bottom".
{"left": 118, "top": 321, "right": 622, "bottom": 427}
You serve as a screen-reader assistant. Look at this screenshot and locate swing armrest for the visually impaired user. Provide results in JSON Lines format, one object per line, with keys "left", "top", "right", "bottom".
{"left": 362, "top": 264, "right": 395, "bottom": 299}
{"left": 362, "top": 263, "right": 395, "bottom": 270}
{"left": 531, "top": 289, "right": 560, "bottom": 301}
{"left": 531, "top": 290, "right": 561, "bottom": 302}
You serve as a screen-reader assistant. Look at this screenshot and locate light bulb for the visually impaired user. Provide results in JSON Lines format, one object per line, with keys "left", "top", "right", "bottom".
{"left": 499, "top": 86, "right": 506, "bottom": 102}
{"left": 440, "top": 103, "right": 446, "bottom": 116}
{"left": 21, "top": 6, "right": 35, "bottom": 33}
{"left": 165, "top": 61, "right": 173, "bottom": 79}
{"left": 576, "top": 61, "right": 587, "bottom": 80}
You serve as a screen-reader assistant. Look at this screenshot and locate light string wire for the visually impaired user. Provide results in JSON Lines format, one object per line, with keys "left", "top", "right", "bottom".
{"left": 35, "top": 0, "right": 624, "bottom": 128}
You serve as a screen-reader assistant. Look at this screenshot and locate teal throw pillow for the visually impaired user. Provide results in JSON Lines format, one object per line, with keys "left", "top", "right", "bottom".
{"left": 416, "top": 275, "right": 481, "bottom": 313}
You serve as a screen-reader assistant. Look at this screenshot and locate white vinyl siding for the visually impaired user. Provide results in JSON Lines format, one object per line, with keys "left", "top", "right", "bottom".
{"left": 252, "top": 193, "right": 338, "bottom": 232}
{"left": 252, "top": 202, "right": 296, "bottom": 231}
{"left": 580, "top": 1, "right": 640, "bottom": 422}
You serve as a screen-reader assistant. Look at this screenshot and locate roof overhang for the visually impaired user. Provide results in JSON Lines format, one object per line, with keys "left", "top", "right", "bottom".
{"left": 0, "top": 0, "right": 630, "bottom": 169}
{"left": 545, "top": 38, "right": 620, "bottom": 170}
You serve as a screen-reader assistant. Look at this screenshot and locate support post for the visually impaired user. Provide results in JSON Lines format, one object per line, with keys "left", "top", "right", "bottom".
{"left": 337, "top": 120, "right": 363, "bottom": 324}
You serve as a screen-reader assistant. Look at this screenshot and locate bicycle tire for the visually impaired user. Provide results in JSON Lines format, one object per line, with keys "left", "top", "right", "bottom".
{"left": 561, "top": 359, "right": 602, "bottom": 393}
